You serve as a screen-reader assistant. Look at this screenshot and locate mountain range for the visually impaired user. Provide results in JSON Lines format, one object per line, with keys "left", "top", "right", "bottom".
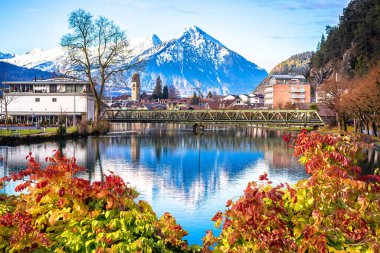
{"left": 0, "top": 25, "right": 267, "bottom": 96}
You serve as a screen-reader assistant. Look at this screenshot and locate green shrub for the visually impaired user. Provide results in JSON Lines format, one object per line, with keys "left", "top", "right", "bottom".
{"left": 94, "top": 120, "right": 110, "bottom": 134}
{"left": 78, "top": 120, "right": 89, "bottom": 135}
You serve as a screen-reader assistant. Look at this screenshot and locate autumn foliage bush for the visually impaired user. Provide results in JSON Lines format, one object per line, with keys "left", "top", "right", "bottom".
{"left": 203, "top": 130, "right": 380, "bottom": 252}
{"left": 0, "top": 151, "right": 199, "bottom": 252}
{"left": 0, "top": 131, "right": 379, "bottom": 252}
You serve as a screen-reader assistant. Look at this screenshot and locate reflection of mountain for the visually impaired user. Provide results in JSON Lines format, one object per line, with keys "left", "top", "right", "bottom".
{"left": 91, "top": 125, "right": 306, "bottom": 208}
{"left": 1, "top": 125, "right": 307, "bottom": 208}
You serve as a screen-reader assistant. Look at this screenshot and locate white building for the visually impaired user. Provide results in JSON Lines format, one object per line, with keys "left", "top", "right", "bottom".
{"left": 1, "top": 77, "right": 95, "bottom": 126}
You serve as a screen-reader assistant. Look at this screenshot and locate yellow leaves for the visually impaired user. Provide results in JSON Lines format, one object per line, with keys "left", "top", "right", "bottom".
{"left": 48, "top": 210, "right": 69, "bottom": 226}
{"left": 293, "top": 226, "right": 302, "bottom": 238}
{"left": 72, "top": 199, "right": 88, "bottom": 217}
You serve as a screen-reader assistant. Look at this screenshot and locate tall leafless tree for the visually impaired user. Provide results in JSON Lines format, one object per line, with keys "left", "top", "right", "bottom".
{"left": 60, "top": 9, "right": 143, "bottom": 123}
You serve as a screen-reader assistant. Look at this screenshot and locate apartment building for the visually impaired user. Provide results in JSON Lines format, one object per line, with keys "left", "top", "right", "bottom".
{"left": 264, "top": 75, "right": 311, "bottom": 108}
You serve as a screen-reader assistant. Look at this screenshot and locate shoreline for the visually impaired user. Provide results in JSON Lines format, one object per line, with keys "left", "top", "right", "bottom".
{"left": 0, "top": 131, "right": 95, "bottom": 146}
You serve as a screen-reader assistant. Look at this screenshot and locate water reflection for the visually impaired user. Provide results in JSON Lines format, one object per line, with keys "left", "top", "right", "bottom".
{"left": 8, "top": 124, "right": 378, "bottom": 244}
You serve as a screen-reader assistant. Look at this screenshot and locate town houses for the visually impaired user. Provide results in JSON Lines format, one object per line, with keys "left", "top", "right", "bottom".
{"left": 0, "top": 73, "right": 315, "bottom": 126}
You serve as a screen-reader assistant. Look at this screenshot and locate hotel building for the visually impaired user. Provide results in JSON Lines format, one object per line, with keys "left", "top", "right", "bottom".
{"left": 264, "top": 75, "right": 311, "bottom": 108}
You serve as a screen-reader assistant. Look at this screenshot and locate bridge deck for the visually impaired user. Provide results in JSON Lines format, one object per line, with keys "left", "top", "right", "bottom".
{"left": 102, "top": 109, "right": 325, "bottom": 127}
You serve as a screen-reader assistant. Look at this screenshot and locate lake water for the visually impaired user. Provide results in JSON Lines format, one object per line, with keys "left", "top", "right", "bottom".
{"left": 0, "top": 123, "right": 311, "bottom": 245}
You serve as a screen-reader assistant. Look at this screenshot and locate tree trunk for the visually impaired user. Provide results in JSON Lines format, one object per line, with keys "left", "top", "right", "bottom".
{"left": 354, "top": 119, "right": 358, "bottom": 133}
{"left": 94, "top": 98, "right": 101, "bottom": 124}
{"left": 366, "top": 121, "right": 370, "bottom": 135}
{"left": 336, "top": 112, "right": 341, "bottom": 130}
{"left": 372, "top": 121, "right": 378, "bottom": 137}
{"left": 343, "top": 114, "right": 348, "bottom": 132}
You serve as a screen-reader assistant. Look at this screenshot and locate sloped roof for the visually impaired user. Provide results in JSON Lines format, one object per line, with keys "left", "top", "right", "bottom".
{"left": 270, "top": 75, "right": 306, "bottom": 80}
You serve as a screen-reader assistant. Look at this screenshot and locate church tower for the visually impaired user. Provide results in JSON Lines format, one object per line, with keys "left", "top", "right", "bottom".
{"left": 131, "top": 73, "right": 140, "bottom": 101}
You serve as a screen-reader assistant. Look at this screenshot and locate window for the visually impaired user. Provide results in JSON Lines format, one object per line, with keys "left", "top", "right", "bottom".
{"left": 66, "top": 84, "right": 75, "bottom": 93}
{"left": 35, "top": 98, "right": 40, "bottom": 102}
{"left": 50, "top": 84, "right": 57, "bottom": 93}
{"left": 52, "top": 98, "right": 57, "bottom": 102}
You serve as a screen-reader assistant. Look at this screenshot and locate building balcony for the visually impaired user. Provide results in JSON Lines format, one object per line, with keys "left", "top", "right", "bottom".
{"left": 291, "top": 88, "right": 305, "bottom": 92}
{"left": 264, "top": 88, "right": 273, "bottom": 93}
{"left": 291, "top": 94, "right": 306, "bottom": 99}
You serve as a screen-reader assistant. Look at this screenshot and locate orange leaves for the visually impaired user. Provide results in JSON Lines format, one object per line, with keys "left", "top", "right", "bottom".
{"left": 211, "top": 211, "right": 222, "bottom": 222}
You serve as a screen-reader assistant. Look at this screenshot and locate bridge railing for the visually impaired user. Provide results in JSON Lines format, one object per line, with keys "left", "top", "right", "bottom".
{"left": 101, "top": 109, "right": 325, "bottom": 127}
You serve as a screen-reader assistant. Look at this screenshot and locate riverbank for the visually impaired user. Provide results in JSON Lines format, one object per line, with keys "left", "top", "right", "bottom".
{"left": 0, "top": 131, "right": 87, "bottom": 146}
{"left": 0, "top": 126, "right": 97, "bottom": 146}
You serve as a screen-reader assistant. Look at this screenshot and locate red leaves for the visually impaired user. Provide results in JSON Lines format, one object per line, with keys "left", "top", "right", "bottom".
{"left": 15, "top": 182, "right": 30, "bottom": 192}
{"left": 36, "top": 180, "right": 49, "bottom": 189}
{"left": 259, "top": 172, "right": 268, "bottom": 181}
{"left": 282, "top": 133, "right": 293, "bottom": 144}
{"left": 58, "top": 187, "right": 65, "bottom": 197}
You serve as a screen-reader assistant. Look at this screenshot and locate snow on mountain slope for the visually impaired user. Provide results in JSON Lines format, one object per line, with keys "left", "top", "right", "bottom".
{"left": 2, "top": 35, "right": 162, "bottom": 72}
{"left": 129, "top": 34, "right": 162, "bottom": 56}
{"left": 1, "top": 26, "right": 267, "bottom": 96}
{"left": 135, "top": 25, "right": 267, "bottom": 95}
{"left": 3, "top": 47, "right": 65, "bottom": 72}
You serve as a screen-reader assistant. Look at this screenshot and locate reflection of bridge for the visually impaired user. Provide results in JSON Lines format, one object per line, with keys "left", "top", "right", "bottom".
{"left": 102, "top": 110, "right": 324, "bottom": 127}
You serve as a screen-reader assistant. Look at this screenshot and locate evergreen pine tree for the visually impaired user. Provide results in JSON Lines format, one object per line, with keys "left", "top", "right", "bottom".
{"left": 162, "top": 85, "right": 169, "bottom": 99}
{"left": 207, "top": 91, "right": 213, "bottom": 98}
{"left": 190, "top": 92, "right": 199, "bottom": 105}
{"left": 152, "top": 76, "right": 163, "bottom": 99}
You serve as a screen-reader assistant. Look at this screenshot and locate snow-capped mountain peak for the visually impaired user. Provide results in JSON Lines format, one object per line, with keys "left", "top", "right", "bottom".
{"left": 0, "top": 25, "right": 268, "bottom": 96}
{"left": 137, "top": 25, "right": 267, "bottom": 95}
{"left": 151, "top": 34, "right": 162, "bottom": 46}
{"left": 180, "top": 25, "right": 223, "bottom": 47}
{"left": 129, "top": 34, "right": 163, "bottom": 55}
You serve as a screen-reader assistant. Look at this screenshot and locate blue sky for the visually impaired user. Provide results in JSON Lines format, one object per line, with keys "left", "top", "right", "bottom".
{"left": 0, "top": 0, "right": 349, "bottom": 71}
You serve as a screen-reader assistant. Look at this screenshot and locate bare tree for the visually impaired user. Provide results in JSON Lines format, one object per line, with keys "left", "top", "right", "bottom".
{"left": 319, "top": 76, "right": 351, "bottom": 131}
{"left": 168, "top": 85, "right": 180, "bottom": 99}
{"left": 1, "top": 71, "right": 18, "bottom": 128}
{"left": 60, "top": 9, "right": 143, "bottom": 123}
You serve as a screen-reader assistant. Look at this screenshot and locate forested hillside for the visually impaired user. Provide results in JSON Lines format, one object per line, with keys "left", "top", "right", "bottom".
{"left": 269, "top": 51, "right": 313, "bottom": 77}
{"left": 311, "top": 0, "right": 380, "bottom": 79}
{"left": 254, "top": 51, "right": 312, "bottom": 94}
{"left": 0, "top": 62, "right": 53, "bottom": 83}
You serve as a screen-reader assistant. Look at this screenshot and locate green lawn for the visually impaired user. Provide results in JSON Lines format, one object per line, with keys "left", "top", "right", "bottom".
{"left": 0, "top": 126, "right": 82, "bottom": 137}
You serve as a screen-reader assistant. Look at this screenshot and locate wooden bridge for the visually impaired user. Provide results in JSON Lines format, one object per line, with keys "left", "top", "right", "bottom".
{"left": 102, "top": 109, "right": 325, "bottom": 127}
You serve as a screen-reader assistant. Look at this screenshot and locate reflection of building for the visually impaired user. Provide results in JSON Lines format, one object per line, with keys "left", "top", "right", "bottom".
{"left": 0, "top": 139, "right": 95, "bottom": 175}
{"left": 1, "top": 77, "right": 95, "bottom": 125}
{"left": 130, "top": 135, "right": 140, "bottom": 162}
{"left": 131, "top": 73, "right": 140, "bottom": 101}
{"left": 264, "top": 75, "right": 311, "bottom": 108}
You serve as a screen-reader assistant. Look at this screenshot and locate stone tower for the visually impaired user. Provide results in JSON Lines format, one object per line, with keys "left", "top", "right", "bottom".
{"left": 131, "top": 73, "right": 140, "bottom": 101}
